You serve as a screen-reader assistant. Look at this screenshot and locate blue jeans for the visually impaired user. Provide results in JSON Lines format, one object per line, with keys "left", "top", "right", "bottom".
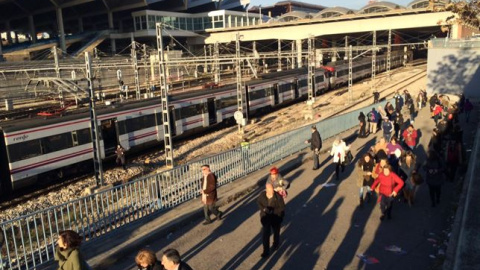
{"left": 360, "top": 186, "right": 372, "bottom": 199}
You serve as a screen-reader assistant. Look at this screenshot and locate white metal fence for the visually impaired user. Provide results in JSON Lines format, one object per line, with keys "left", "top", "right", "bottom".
{"left": 0, "top": 99, "right": 392, "bottom": 270}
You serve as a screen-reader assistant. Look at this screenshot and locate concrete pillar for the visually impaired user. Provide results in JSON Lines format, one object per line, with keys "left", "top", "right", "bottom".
{"left": 5, "top": 21, "right": 12, "bottom": 44}
{"left": 296, "top": 39, "right": 302, "bottom": 68}
{"left": 78, "top": 18, "right": 84, "bottom": 32}
{"left": 56, "top": 7, "right": 66, "bottom": 53}
{"left": 108, "top": 11, "right": 116, "bottom": 54}
{"left": 29, "top": 16, "right": 36, "bottom": 43}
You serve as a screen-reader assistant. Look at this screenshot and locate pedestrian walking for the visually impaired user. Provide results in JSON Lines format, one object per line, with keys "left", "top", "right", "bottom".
{"left": 402, "top": 124, "right": 418, "bottom": 150}
{"left": 399, "top": 151, "right": 418, "bottom": 206}
{"left": 445, "top": 140, "right": 462, "bottom": 180}
{"left": 423, "top": 151, "right": 445, "bottom": 207}
{"left": 428, "top": 128, "right": 442, "bottom": 153}
{"left": 372, "top": 137, "right": 388, "bottom": 163}
{"left": 305, "top": 126, "right": 322, "bottom": 170}
{"left": 356, "top": 153, "right": 375, "bottom": 207}
{"left": 416, "top": 92, "right": 423, "bottom": 110}
{"left": 161, "top": 249, "right": 193, "bottom": 270}
{"left": 429, "top": 94, "right": 439, "bottom": 112}
{"left": 377, "top": 106, "right": 387, "bottom": 129}
{"left": 266, "top": 167, "right": 290, "bottom": 199}
{"left": 432, "top": 102, "right": 443, "bottom": 125}
{"left": 257, "top": 183, "right": 285, "bottom": 258}
{"left": 367, "top": 108, "right": 379, "bottom": 134}
{"left": 373, "top": 90, "right": 380, "bottom": 104}
{"left": 385, "top": 102, "right": 394, "bottom": 119}
{"left": 135, "top": 249, "right": 163, "bottom": 270}
{"left": 407, "top": 99, "right": 416, "bottom": 123}
{"left": 116, "top": 144, "right": 126, "bottom": 170}
{"left": 330, "top": 138, "right": 349, "bottom": 181}
{"left": 393, "top": 111, "right": 404, "bottom": 139}
{"left": 200, "top": 164, "right": 223, "bottom": 225}
{"left": 394, "top": 90, "right": 403, "bottom": 112}
{"left": 464, "top": 98, "right": 473, "bottom": 123}
{"left": 358, "top": 112, "right": 368, "bottom": 138}
{"left": 371, "top": 165, "right": 404, "bottom": 220}
{"left": 240, "top": 138, "right": 251, "bottom": 170}
{"left": 54, "top": 230, "right": 90, "bottom": 270}
{"left": 382, "top": 117, "right": 393, "bottom": 142}
{"left": 386, "top": 137, "right": 403, "bottom": 174}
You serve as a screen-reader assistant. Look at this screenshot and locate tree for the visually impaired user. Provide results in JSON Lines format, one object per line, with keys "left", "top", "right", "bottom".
{"left": 445, "top": 0, "right": 480, "bottom": 28}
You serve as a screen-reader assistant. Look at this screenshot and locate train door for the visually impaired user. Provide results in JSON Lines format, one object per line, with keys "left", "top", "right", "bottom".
{"left": 169, "top": 106, "right": 177, "bottom": 136}
{"left": 101, "top": 119, "right": 118, "bottom": 157}
{"left": 207, "top": 98, "right": 217, "bottom": 125}
{"left": 273, "top": 84, "right": 279, "bottom": 105}
{"left": 294, "top": 78, "right": 299, "bottom": 98}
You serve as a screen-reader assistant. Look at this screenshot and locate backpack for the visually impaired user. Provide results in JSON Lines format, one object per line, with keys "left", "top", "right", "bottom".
{"left": 368, "top": 112, "right": 376, "bottom": 122}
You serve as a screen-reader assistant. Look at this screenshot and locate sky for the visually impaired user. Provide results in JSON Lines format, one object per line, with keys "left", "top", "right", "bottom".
{"left": 249, "top": 0, "right": 414, "bottom": 9}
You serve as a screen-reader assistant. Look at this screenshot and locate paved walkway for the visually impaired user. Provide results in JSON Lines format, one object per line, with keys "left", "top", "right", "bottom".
{"left": 63, "top": 103, "right": 477, "bottom": 270}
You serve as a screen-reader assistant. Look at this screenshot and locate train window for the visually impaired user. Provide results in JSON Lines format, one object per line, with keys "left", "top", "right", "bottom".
{"left": 248, "top": 89, "right": 267, "bottom": 100}
{"left": 278, "top": 83, "right": 293, "bottom": 93}
{"left": 315, "top": 75, "right": 324, "bottom": 82}
{"left": 77, "top": 128, "right": 92, "bottom": 145}
{"left": 217, "top": 96, "right": 237, "bottom": 109}
{"left": 41, "top": 133, "right": 74, "bottom": 154}
{"left": 7, "top": 140, "right": 42, "bottom": 162}
{"left": 125, "top": 114, "right": 156, "bottom": 133}
{"left": 72, "top": 131, "right": 79, "bottom": 146}
{"left": 178, "top": 103, "right": 203, "bottom": 119}
{"left": 117, "top": 121, "right": 127, "bottom": 135}
{"left": 298, "top": 79, "right": 308, "bottom": 88}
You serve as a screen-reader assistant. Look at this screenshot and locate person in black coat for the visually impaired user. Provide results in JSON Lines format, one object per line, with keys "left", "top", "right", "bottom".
{"left": 305, "top": 126, "right": 322, "bottom": 170}
{"left": 258, "top": 183, "right": 286, "bottom": 258}
{"left": 358, "top": 112, "right": 367, "bottom": 138}
{"left": 161, "top": 249, "right": 193, "bottom": 270}
{"left": 423, "top": 151, "right": 445, "bottom": 208}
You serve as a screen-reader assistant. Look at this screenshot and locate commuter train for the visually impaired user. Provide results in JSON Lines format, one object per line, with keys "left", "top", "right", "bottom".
{"left": 0, "top": 53, "right": 403, "bottom": 195}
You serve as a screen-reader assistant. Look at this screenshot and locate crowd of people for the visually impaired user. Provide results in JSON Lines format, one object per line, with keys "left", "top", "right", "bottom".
{"left": 53, "top": 89, "right": 473, "bottom": 268}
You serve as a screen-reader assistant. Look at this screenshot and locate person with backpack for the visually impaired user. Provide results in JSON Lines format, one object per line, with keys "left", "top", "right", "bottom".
{"left": 371, "top": 165, "right": 404, "bottom": 220}
{"left": 367, "top": 108, "right": 378, "bottom": 134}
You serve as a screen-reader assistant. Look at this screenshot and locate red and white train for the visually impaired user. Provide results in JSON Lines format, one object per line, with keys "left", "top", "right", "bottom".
{"left": 0, "top": 53, "right": 403, "bottom": 196}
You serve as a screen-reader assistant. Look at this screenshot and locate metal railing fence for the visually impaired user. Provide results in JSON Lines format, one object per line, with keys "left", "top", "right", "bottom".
{"left": 0, "top": 99, "right": 392, "bottom": 270}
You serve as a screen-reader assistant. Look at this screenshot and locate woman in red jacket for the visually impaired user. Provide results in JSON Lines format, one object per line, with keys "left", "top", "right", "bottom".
{"left": 402, "top": 124, "right": 418, "bottom": 151}
{"left": 371, "top": 165, "right": 404, "bottom": 221}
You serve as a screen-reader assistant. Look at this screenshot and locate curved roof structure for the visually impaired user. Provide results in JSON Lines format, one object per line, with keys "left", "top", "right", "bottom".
{"left": 358, "top": 1, "right": 405, "bottom": 14}
{"left": 407, "top": 0, "right": 448, "bottom": 9}
{"left": 313, "top": 7, "right": 354, "bottom": 19}
{"left": 277, "top": 11, "right": 311, "bottom": 22}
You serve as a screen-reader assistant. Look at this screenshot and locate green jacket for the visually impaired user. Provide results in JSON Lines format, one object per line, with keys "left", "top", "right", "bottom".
{"left": 55, "top": 247, "right": 89, "bottom": 270}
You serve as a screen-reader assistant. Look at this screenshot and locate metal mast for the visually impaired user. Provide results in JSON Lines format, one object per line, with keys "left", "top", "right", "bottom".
{"left": 277, "top": 39, "right": 282, "bottom": 71}
{"left": 348, "top": 45, "right": 353, "bottom": 102}
{"left": 156, "top": 23, "right": 174, "bottom": 168}
{"left": 85, "top": 52, "right": 104, "bottom": 186}
{"left": 132, "top": 41, "right": 141, "bottom": 99}
{"left": 307, "top": 36, "right": 315, "bottom": 101}
{"left": 371, "top": 30, "right": 377, "bottom": 94}
{"left": 143, "top": 44, "right": 150, "bottom": 97}
{"left": 213, "top": 42, "right": 220, "bottom": 84}
{"left": 235, "top": 33, "right": 246, "bottom": 134}
{"left": 387, "top": 29, "right": 392, "bottom": 79}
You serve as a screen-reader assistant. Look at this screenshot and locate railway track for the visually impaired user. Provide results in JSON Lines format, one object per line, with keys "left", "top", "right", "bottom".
{"left": 0, "top": 64, "right": 427, "bottom": 215}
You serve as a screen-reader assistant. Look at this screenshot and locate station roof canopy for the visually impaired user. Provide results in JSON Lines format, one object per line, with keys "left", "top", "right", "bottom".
{"left": 277, "top": 10, "right": 311, "bottom": 22}
{"left": 358, "top": 1, "right": 406, "bottom": 14}
{"left": 312, "top": 7, "right": 355, "bottom": 19}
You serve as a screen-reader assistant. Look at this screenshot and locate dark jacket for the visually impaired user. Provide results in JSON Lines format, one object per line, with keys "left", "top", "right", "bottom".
{"left": 382, "top": 121, "right": 393, "bottom": 135}
{"left": 54, "top": 247, "right": 89, "bottom": 270}
{"left": 423, "top": 155, "right": 445, "bottom": 186}
{"left": 178, "top": 261, "right": 194, "bottom": 270}
{"left": 257, "top": 192, "right": 285, "bottom": 219}
{"left": 201, "top": 173, "right": 218, "bottom": 205}
{"left": 309, "top": 130, "right": 322, "bottom": 151}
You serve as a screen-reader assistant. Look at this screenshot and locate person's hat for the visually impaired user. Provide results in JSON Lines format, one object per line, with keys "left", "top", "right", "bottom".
{"left": 270, "top": 167, "right": 279, "bottom": 174}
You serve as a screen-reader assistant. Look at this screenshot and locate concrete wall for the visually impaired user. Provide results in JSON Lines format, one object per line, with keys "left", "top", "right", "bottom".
{"left": 427, "top": 46, "right": 480, "bottom": 98}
